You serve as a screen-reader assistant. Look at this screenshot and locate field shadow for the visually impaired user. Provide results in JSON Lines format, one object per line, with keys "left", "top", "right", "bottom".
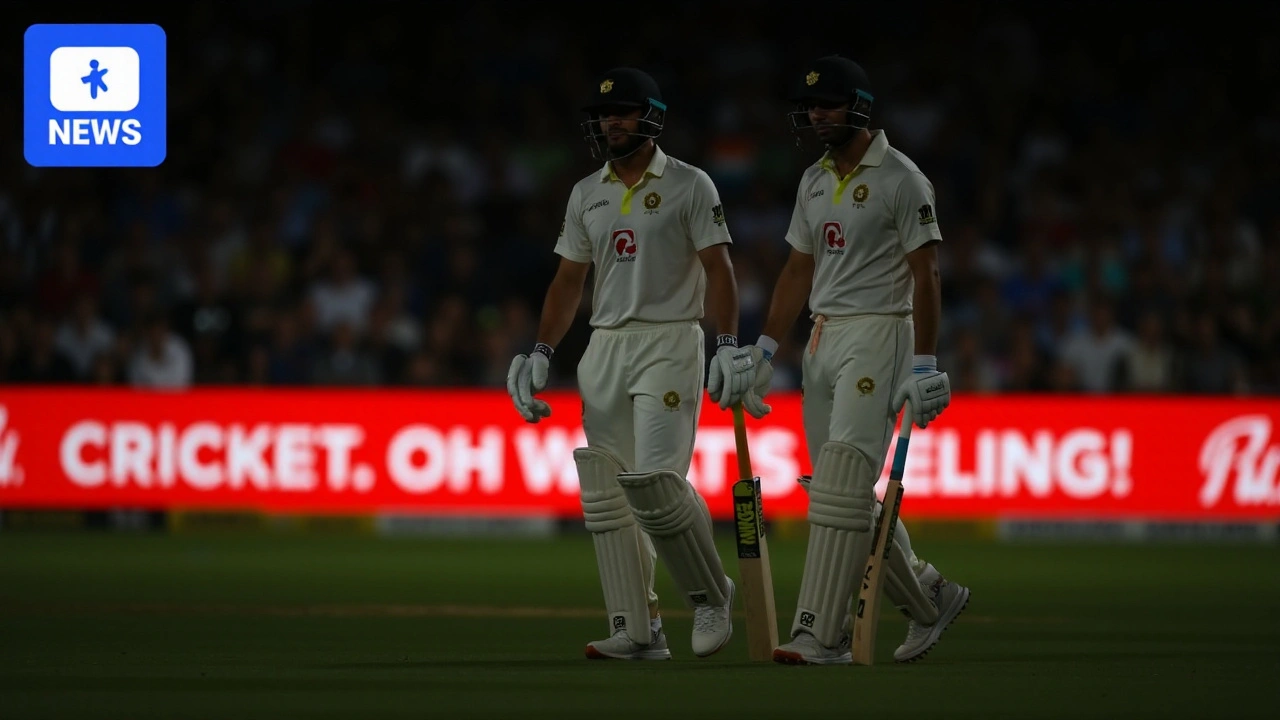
{"left": 958, "top": 647, "right": 1278, "bottom": 664}
{"left": 313, "top": 658, "right": 776, "bottom": 672}
{"left": 313, "top": 659, "right": 585, "bottom": 671}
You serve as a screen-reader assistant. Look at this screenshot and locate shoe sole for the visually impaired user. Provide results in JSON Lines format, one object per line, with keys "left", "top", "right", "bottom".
{"left": 894, "top": 586, "right": 971, "bottom": 664}
{"left": 772, "top": 648, "right": 852, "bottom": 665}
{"left": 584, "top": 644, "right": 672, "bottom": 660}
{"left": 692, "top": 578, "right": 735, "bottom": 658}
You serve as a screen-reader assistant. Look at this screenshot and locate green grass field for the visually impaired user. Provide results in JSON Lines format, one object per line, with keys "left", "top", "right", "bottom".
{"left": 2, "top": 529, "right": 1278, "bottom": 719}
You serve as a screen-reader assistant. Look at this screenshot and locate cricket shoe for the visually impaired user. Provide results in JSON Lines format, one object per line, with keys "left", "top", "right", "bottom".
{"left": 585, "top": 627, "right": 671, "bottom": 660}
{"left": 690, "top": 577, "right": 735, "bottom": 657}
{"left": 894, "top": 563, "right": 970, "bottom": 663}
{"left": 773, "top": 631, "right": 852, "bottom": 665}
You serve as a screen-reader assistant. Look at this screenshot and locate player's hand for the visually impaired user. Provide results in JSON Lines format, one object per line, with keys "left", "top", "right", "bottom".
{"left": 740, "top": 345, "right": 774, "bottom": 419}
{"left": 892, "top": 357, "right": 950, "bottom": 429}
{"left": 506, "top": 351, "right": 551, "bottom": 423}
{"left": 707, "top": 337, "right": 755, "bottom": 410}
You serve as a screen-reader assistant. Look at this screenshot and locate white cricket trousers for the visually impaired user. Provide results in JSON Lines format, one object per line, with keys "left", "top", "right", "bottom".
{"left": 577, "top": 321, "right": 705, "bottom": 475}
{"left": 802, "top": 314, "right": 913, "bottom": 469}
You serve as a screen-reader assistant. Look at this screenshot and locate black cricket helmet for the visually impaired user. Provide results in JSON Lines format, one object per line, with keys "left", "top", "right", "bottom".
{"left": 787, "top": 55, "right": 874, "bottom": 145}
{"left": 580, "top": 67, "right": 667, "bottom": 161}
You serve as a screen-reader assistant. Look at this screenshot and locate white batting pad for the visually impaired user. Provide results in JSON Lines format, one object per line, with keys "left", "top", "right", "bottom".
{"left": 575, "top": 447, "right": 654, "bottom": 644}
{"left": 795, "top": 476, "right": 939, "bottom": 626}
{"left": 792, "top": 442, "right": 877, "bottom": 647}
{"left": 617, "top": 469, "right": 729, "bottom": 608}
{"left": 877, "top": 501, "right": 939, "bottom": 625}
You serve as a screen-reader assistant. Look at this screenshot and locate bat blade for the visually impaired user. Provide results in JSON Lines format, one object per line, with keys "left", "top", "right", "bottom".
{"left": 851, "top": 416, "right": 913, "bottom": 666}
{"left": 732, "top": 405, "right": 779, "bottom": 661}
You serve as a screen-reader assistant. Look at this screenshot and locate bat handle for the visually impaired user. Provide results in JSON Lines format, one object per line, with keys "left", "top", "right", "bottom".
{"left": 898, "top": 401, "right": 913, "bottom": 441}
{"left": 732, "top": 403, "right": 753, "bottom": 480}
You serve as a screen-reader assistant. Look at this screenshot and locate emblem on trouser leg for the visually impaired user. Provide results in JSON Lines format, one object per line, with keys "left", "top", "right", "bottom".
{"left": 663, "top": 391, "right": 681, "bottom": 411}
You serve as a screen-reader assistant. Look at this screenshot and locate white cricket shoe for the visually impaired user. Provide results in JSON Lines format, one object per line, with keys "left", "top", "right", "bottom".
{"left": 893, "top": 563, "right": 970, "bottom": 663}
{"left": 772, "top": 631, "right": 852, "bottom": 665}
{"left": 585, "top": 627, "right": 671, "bottom": 660}
{"left": 690, "top": 577, "right": 735, "bottom": 657}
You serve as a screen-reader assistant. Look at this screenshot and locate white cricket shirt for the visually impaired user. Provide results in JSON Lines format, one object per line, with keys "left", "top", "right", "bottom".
{"left": 555, "top": 146, "right": 733, "bottom": 329}
{"left": 785, "top": 131, "right": 943, "bottom": 317}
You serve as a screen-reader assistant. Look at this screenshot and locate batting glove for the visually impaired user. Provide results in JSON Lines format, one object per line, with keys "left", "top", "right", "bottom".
{"left": 707, "top": 335, "right": 756, "bottom": 410}
{"left": 506, "top": 344, "right": 553, "bottom": 424}
{"left": 892, "top": 355, "right": 951, "bottom": 429}
{"left": 740, "top": 336, "right": 777, "bottom": 419}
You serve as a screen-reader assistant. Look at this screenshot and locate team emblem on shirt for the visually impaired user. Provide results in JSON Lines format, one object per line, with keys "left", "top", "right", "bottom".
{"left": 643, "top": 192, "right": 662, "bottom": 214}
{"left": 852, "top": 183, "right": 870, "bottom": 207}
{"left": 857, "top": 377, "right": 875, "bottom": 395}
{"left": 612, "top": 229, "right": 638, "bottom": 262}
{"left": 663, "top": 391, "right": 681, "bottom": 411}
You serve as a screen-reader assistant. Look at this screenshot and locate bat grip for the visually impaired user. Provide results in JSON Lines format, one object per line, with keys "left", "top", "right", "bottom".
{"left": 898, "top": 400, "right": 913, "bottom": 440}
{"left": 732, "top": 403, "right": 753, "bottom": 480}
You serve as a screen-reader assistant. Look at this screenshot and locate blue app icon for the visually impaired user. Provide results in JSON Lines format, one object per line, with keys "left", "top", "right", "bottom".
{"left": 24, "top": 24, "right": 167, "bottom": 168}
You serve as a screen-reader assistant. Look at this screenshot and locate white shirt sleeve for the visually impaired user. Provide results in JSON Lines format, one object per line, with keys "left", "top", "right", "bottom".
{"left": 894, "top": 171, "right": 944, "bottom": 254}
{"left": 553, "top": 184, "right": 592, "bottom": 263}
{"left": 784, "top": 183, "right": 813, "bottom": 254}
{"left": 684, "top": 170, "right": 733, "bottom": 251}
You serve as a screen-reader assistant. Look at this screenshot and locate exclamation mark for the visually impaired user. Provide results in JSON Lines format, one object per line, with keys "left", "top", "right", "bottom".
{"left": 1111, "top": 429, "right": 1133, "bottom": 497}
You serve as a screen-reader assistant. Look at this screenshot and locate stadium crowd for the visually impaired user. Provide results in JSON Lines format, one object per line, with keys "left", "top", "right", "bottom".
{"left": 1, "top": 2, "right": 1277, "bottom": 395}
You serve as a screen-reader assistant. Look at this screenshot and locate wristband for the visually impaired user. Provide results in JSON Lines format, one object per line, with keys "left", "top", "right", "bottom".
{"left": 533, "top": 343, "right": 555, "bottom": 360}
{"left": 716, "top": 334, "right": 738, "bottom": 349}
{"left": 756, "top": 335, "right": 779, "bottom": 362}
{"left": 912, "top": 354, "right": 937, "bottom": 373}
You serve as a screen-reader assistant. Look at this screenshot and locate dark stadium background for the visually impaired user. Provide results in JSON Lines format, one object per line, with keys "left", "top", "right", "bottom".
{"left": 3, "top": 1, "right": 1277, "bottom": 396}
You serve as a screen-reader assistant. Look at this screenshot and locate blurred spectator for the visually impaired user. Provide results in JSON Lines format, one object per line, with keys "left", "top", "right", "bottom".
{"left": 1126, "top": 311, "right": 1175, "bottom": 393}
{"left": 309, "top": 248, "right": 376, "bottom": 337}
{"left": 266, "top": 310, "right": 313, "bottom": 385}
{"left": 54, "top": 294, "right": 116, "bottom": 380}
{"left": 1179, "top": 312, "right": 1246, "bottom": 395}
{"left": 1059, "top": 299, "right": 1134, "bottom": 394}
{"left": 128, "top": 313, "right": 194, "bottom": 389}
{"left": 12, "top": 316, "right": 75, "bottom": 383}
{"left": 172, "top": 263, "right": 242, "bottom": 383}
{"left": 35, "top": 240, "right": 98, "bottom": 319}
{"left": 311, "top": 322, "right": 380, "bottom": 385}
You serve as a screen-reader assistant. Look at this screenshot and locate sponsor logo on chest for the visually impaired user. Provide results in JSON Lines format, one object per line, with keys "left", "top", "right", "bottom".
{"left": 612, "top": 229, "right": 637, "bottom": 262}
{"left": 822, "top": 221, "right": 845, "bottom": 256}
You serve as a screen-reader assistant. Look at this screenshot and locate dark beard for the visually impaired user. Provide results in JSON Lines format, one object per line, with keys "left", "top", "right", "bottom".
{"left": 822, "top": 125, "right": 857, "bottom": 149}
{"left": 606, "top": 134, "right": 648, "bottom": 160}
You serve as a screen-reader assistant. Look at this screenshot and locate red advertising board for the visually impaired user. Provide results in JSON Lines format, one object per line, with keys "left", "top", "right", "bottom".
{"left": 0, "top": 388, "right": 1278, "bottom": 520}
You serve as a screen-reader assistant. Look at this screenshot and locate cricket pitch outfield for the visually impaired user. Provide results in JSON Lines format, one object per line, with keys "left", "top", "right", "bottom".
{"left": 1, "top": 530, "right": 1276, "bottom": 718}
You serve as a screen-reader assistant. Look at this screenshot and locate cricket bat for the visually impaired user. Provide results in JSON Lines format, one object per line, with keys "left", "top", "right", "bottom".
{"left": 851, "top": 404, "right": 914, "bottom": 666}
{"left": 731, "top": 404, "right": 780, "bottom": 662}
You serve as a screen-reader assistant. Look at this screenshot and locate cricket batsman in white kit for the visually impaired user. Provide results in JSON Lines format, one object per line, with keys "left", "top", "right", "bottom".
{"left": 738, "top": 56, "right": 971, "bottom": 664}
{"left": 507, "top": 67, "right": 756, "bottom": 660}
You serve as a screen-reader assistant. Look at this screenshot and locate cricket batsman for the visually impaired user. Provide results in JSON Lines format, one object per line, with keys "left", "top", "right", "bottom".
{"left": 507, "top": 67, "right": 756, "bottom": 660}
{"left": 739, "top": 55, "right": 971, "bottom": 664}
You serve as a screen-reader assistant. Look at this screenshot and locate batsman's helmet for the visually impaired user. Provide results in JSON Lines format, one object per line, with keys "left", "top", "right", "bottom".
{"left": 787, "top": 55, "right": 874, "bottom": 143}
{"left": 580, "top": 67, "right": 667, "bottom": 161}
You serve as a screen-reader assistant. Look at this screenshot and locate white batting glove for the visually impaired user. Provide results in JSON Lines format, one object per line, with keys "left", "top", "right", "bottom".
{"left": 892, "top": 355, "right": 951, "bottom": 429}
{"left": 506, "top": 344, "right": 553, "bottom": 424}
{"left": 706, "top": 335, "right": 756, "bottom": 410}
{"left": 740, "top": 337, "right": 777, "bottom": 419}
